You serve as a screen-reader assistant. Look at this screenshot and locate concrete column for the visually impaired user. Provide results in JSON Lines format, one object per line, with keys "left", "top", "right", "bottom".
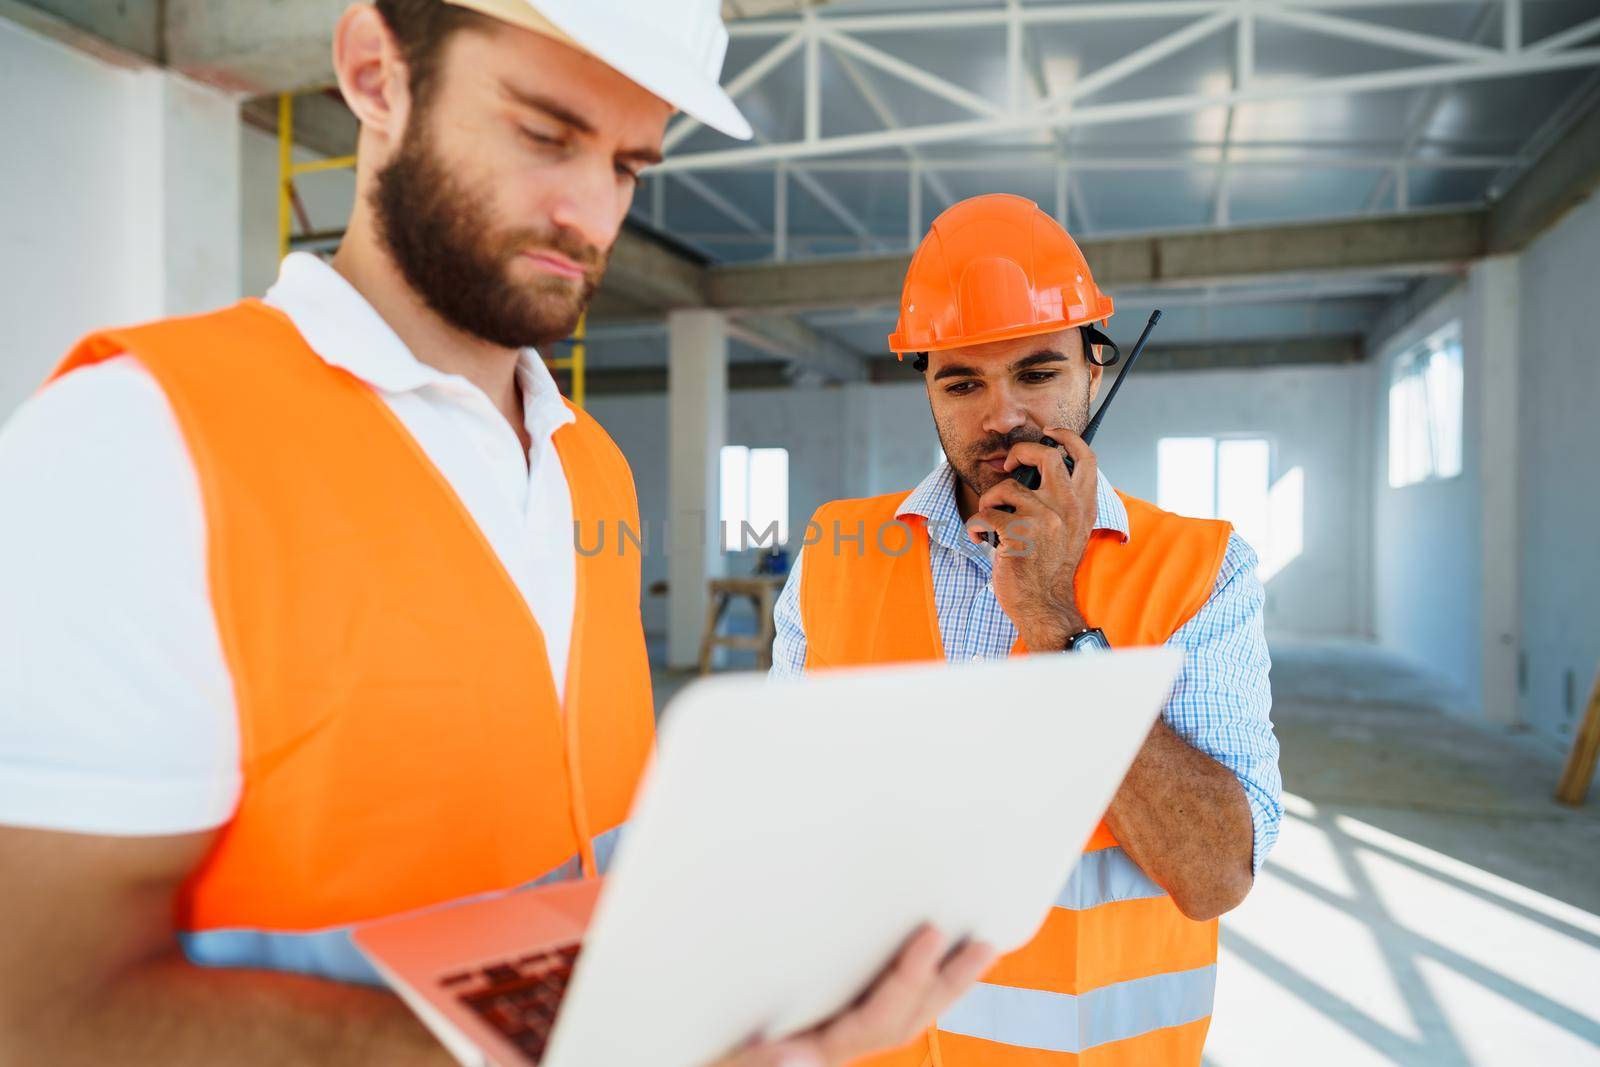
{"left": 1471, "top": 255, "right": 1521, "bottom": 726}
{"left": 841, "top": 381, "right": 878, "bottom": 500}
{"left": 667, "top": 309, "right": 728, "bottom": 669}
{"left": 121, "top": 67, "right": 242, "bottom": 320}
{"left": 0, "top": 25, "right": 238, "bottom": 419}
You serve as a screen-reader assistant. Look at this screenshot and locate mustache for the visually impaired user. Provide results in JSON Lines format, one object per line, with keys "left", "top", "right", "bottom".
{"left": 968, "top": 427, "right": 1047, "bottom": 459}
{"left": 508, "top": 227, "right": 606, "bottom": 274}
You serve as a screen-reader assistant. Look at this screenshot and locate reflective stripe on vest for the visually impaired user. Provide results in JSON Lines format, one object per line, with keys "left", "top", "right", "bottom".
{"left": 1057, "top": 847, "right": 1165, "bottom": 911}
{"left": 178, "top": 826, "right": 628, "bottom": 985}
{"left": 797, "top": 490, "right": 1231, "bottom": 1067}
{"left": 939, "top": 965, "right": 1217, "bottom": 1054}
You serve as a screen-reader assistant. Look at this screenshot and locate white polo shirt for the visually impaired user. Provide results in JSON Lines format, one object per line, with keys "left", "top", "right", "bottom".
{"left": 0, "top": 254, "right": 579, "bottom": 837}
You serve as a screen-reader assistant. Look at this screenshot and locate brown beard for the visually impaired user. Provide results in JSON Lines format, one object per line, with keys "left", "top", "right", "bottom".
{"left": 934, "top": 383, "right": 1092, "bottom": 502}
{"left": 372, "top": 115, "right": 608, "bottom": 350}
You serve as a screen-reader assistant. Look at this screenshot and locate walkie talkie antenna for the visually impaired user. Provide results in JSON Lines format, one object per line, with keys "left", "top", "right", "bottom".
{"left": 1083, "top": 309, "right": 1162, "bottom": 446}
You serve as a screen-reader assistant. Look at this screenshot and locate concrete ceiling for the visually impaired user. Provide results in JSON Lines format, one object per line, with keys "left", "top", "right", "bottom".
{"left": 3, "top": 0, "right": 841, "bottom": 93}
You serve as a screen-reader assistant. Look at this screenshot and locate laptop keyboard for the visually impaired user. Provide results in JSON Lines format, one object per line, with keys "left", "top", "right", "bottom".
{"left": 442, "top": 942, "right": 581, "bottom": 1064}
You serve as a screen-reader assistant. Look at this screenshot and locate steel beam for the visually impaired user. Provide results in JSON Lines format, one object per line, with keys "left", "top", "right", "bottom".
{"left": 727, "top": 315, "right": 869, "bottom": 382}
{"left": 1040, "top": 9, "right": 1236, "bottom": 112}
{"left": 596, "top": 226, "right": 710, "bottom": 311}
{"left": 731, "top": 0, "right": 1578, "bottom": 39}
{"left": 1138, "top": 210, "right": 1483, "bottom": 287}
{"left": 584, "top": 361, "right": 800, "bottom": 396}
{"left": 705, "top": 210, "right": 1485, "bottom": 313}
{"left": 1366, "top": 274, "right": 1465, "bottom": 356}
{"left": 663, "top": 31, "right": 804, "bottom": 153}
{"left": 1531, "top": 12, "right": 1600, "bottom": 53}
{"left": 1487, "top": 92, "right": 1600, "bottom": 252}
{"left": 583, "top": 332, "right": 1361, "bottom": 395}
{"left": 653, "top": 47, "right": 1600, "bottom": 173}
{"left": 1253, "top": 6, "right": 1499, "bottom": 65}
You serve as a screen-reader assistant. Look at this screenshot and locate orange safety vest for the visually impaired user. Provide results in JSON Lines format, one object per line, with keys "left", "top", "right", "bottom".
{"left": 799, "top": 491, "right": 1231, "bottom": 1067}
{"left": 49, "top": 300, "right": 654, "bottom": 984}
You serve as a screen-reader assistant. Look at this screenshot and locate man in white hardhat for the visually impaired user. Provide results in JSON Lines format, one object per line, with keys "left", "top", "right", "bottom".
{"left": 0, "top": 2, "right": 992, "bottom": 1064}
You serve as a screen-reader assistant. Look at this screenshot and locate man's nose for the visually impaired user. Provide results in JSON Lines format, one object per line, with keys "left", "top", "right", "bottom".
{"left": 548, "top": 158, "right": 625, "bottom": 251}
{"left": 979, "top": 384, "right": 1028, "bottom": 438}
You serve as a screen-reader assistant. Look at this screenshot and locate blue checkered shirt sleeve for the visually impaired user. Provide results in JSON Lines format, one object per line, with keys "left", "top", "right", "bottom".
{"left": 770, "top": 550, "right": 809, "bottom": 679}
{"left": 1166, "top": 533, "right": 1281, "bottom": 872}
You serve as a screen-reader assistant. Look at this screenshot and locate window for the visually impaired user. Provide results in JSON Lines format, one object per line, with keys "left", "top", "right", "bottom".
{"left": 1388, "top": 321, "right": 1464, "bottom": 488}
{"left": 1158, "top": 436, "right": 1303, "bottom": 582}
{"left": 719, "top": 446, "right": 789, "bottom": 551}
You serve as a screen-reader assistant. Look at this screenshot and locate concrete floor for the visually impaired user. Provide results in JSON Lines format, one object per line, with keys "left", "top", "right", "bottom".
{"left": 1207, "top": 640, "right": 1600, "bottom": 1067}
{"left": 654, "top": 640, "right": 1600, "bottom": 1066}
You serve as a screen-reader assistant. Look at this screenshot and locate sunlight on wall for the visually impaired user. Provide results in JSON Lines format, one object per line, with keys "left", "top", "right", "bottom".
{"left": 1261, "top": 467, "right": 1305, "bottom": 583}
{"left": 1158, "top": 437, "right": 1304, "bottom": 584}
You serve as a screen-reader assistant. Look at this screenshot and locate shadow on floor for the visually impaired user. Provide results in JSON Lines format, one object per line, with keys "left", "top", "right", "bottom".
{"left": 1269, "top": 639, "right": 1599, "bottom": 913}
{"left": 1204, "top": 639, "right": 1600, "bottom": 1067}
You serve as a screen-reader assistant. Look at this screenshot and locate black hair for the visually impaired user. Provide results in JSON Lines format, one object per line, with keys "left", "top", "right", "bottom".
{"left": 910, "top": 325, "right": 1120, "bottom": 373}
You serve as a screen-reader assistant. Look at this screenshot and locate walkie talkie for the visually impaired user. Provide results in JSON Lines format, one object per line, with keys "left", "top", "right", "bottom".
{"left": 982, "top": 310, "right": 1163, "bottom": 547}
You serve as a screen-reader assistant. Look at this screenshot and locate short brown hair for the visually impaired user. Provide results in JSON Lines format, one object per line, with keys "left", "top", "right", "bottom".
{"left": 374, "top": 0, "right": 492, "bottom": 107}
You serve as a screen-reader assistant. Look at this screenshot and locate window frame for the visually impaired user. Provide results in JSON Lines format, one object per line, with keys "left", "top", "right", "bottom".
{"left": 1386, "top": 320, "right": 1465, "bottom": 490}
{"left": 718, "top": 444, "right": 791, "bottom": 552}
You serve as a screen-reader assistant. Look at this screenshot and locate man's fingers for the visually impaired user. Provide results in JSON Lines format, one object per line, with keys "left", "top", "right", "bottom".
{"left": 754, "top": 930, "right": 994, "bottom": 1067}
{"left": 713, "top": 1040, "right": 823, "bottom": 1067}
{"left": 892, "top": 940, "right": 998, "bottom": 1054}
{"left": 1001, "top": 440, "right": 1063, "bottom": 478}
{"left": 925, "top": 940, "right": 998, "bottom": 1016}
{"left": 814, "top": 926, "right": 946, "bottom": 1062}
{"left": 1045, "top": 428, "right": 1096, "bottom": 482}
{"left": 1044, "top": 427, "right": 1089, "bottom": 458}
{"left": 973, "top": 476, "right": 1036, "bottom": 516}
{"left": 967, "top": 508, "right": 1039, "bottom": 551}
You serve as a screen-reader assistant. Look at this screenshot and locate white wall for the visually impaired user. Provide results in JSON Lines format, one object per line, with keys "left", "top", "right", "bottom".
{"left": 1517, "top": 192, "right": 1600, "bottom": 739}
{"left": 1092, "top": 363, "right": 1371, "bottom": 639}
{"left": 1369, "top": 191, "right": 1600, "bottom": 738}
{"left": 0, "top": 20, "right": 240, "bottom": 420}
{"left": 1371, "top": 285, "right": 1482, "bottom": 713}
{"left": 1, "top": 19, "right": 131, "bottom": 415}
{"left": 591, "top": 359, "right": 1371, "bottom": 643}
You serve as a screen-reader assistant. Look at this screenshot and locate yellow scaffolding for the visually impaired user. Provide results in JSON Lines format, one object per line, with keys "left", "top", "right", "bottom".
{"left": 274, "top": 91, "right": 586, "bottom": 407}
{"left": 548, "top": 314, "right": 587, "bottom": 409}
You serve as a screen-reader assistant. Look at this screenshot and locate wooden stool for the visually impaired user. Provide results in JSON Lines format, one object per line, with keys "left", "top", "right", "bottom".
{"left": 1556, "top": 660, "right": 1600, "bottom": 806}
{"left": 698, "top": 576, "right": 785, "bottom": 675}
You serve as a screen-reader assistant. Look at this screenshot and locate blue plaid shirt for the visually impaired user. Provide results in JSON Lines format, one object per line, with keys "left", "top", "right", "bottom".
{"left": 771, "top": 461, "right": 1282, "bottom": 871}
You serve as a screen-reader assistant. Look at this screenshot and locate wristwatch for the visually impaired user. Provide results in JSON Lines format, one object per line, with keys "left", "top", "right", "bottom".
{"left": 1063, "top": 627, "right": 1112, "bottom": 653}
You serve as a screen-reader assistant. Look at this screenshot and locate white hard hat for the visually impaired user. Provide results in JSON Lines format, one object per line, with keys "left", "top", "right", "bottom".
{"left": 447, "top": 0, "right": 753, "bottom": 141}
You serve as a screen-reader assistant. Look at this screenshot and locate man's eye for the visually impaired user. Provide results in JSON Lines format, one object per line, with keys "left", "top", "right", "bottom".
{"left": 522, "top": 128, "right": 564, "bottom": 148}
{"left": 946, "top": 381, "right": 977, "bottom": 396}
{"left": 616, "top": 163, "right": 643, "bottom": 185}
{"left": 1020, "top": 371, "right": 1056, "bottom": 384}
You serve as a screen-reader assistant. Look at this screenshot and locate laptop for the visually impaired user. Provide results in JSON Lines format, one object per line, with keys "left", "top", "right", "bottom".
{"left": 353, "top": 647, "right": 1181, "bottom": 1067}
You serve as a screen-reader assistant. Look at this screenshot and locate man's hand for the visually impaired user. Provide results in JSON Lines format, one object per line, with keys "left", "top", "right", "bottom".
{"left": 712, "top": 926, "right": 995, "bottom": 1067}
{"left": 965, "top": 429, "right": 1099, "bottom": 651}
{"left": 0, "top": 825, "right": 448, "bottom": 1066}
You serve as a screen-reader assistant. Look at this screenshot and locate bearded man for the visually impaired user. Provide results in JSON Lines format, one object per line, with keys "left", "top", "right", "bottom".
{"left": 0, "top": 3, "right": 990, "bottom": 1064}
{"left": 771, "top": 194, "right": 1282, "bottom": 1067}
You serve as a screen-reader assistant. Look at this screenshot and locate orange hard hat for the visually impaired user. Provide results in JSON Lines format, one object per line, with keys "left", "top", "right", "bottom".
{"left": 888, "top": 193, "right": 1114, "bottom": 357}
